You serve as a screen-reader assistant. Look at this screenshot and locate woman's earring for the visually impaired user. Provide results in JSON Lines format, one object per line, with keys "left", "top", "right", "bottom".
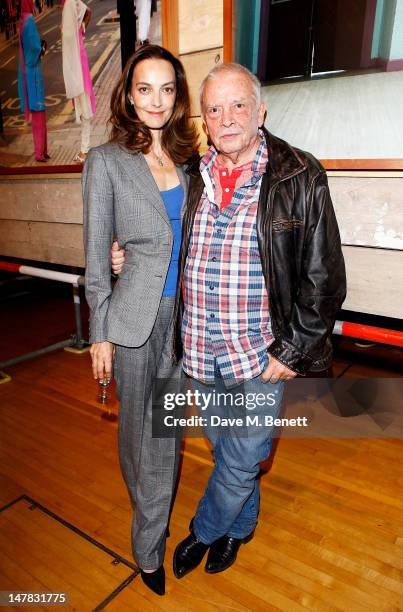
{"left": 129, "top": 97, "right": 134, "bottom": 106}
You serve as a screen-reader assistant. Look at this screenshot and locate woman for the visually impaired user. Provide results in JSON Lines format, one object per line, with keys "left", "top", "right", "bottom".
{"left": 61, "top": 0, "right": 95, "bottom": 163}
{"left": 18, "top": 0, "right": 49, "bottom": 162}
{"left": 82, "top": 45, "right": 198, "bottom": 596}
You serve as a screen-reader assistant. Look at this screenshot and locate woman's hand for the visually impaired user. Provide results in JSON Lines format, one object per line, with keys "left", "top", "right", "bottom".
{"left": 90, "top": 341, "right": 115, "bottom": 381}
{"left": 111, "top": 240, "right": 125, "bottom": 275}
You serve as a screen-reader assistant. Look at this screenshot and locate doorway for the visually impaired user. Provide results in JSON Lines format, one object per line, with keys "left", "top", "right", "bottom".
{"left": 261, "top": 0, "right": 376, "bottom": 81}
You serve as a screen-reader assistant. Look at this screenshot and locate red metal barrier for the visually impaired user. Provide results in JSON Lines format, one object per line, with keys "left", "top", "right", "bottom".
{"left": 0, "top": 261, "right": 20, "bottom": 273}
{"left": 333, "top": 321, "right": 403, "bottom": 348}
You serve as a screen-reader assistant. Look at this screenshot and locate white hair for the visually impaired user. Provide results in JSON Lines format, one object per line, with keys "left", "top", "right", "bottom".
{"left": 199, "top": 63, "right": 262, "bottom": 110}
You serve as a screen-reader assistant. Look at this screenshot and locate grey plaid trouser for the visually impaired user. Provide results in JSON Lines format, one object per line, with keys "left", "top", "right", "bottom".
{"left": 114, "top": 297, "right": 182, "bottom": 569}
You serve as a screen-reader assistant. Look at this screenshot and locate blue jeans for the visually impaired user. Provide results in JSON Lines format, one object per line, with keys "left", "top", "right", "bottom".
{"left": 190, "top": 361, "right": 284, "bottom": 544}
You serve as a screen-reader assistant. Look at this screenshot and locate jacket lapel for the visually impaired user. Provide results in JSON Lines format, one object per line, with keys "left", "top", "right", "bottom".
{"left": 116, "top": 146, "right": 170, "bottom": 227}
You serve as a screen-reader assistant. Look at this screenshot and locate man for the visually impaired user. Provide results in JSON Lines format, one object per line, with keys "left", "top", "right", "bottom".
{"left": 112, "top": 63, "right": 346, "bottom": 578}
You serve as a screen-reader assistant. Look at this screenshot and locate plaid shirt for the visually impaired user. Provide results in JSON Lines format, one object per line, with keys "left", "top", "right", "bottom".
{"left": 182, "top": 131, "right": 274, "bottom": 387}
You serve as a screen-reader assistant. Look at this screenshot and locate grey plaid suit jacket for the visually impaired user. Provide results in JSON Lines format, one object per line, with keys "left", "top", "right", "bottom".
{"left": 82, "top": 142, "right": 189, "bottom": 347}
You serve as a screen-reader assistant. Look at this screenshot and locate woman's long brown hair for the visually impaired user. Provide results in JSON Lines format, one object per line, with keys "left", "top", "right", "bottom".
{"left": 109, "top": 45, "right": 199, "bottom": 164}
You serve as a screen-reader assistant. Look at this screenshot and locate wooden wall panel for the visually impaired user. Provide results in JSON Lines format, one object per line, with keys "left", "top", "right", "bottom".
{"left": 161, "top": 0, "right": 179, "bottom": 56}
{"left": 178, "top": 0, "right": 223, "bottom": 54}
{"left": 0, "top": 175, "right": 84, "bottom": 267}
{"left": 0, "top": 179, "right": 82, "bottom": 224}
{"left": 328, "top": 172, "right": 403, "bottom": 318}
{"left": 162, "top": 0, "right": 226, "bottom": 146}
{"left": 192, "top": 116, "right": 208, "bottom": 151}
{"left": 342, "top": 246, "right": 403, "bottom": 319}
{"left": 328, "top": 175, "right": 403, "bottom": 250}
{"left": 180, "top": 48, "right": 223, "bottom": 116}
{"left": 223, "top": 0, "right": 234, "bottom": 62}
{"left": 324, "top": 159, "right": 403, "bottom": 171}
{"left": 0, "top": 220, "right": 84, "bottom": 267}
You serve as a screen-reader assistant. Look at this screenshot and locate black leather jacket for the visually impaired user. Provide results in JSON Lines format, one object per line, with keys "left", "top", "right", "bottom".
{"left": 173, "top": 128, "right": 346, "bottom": 375}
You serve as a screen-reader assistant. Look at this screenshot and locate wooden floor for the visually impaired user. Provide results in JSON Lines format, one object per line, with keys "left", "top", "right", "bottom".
{"left": 0, "top": 342, "right": 402, "bottom": 610}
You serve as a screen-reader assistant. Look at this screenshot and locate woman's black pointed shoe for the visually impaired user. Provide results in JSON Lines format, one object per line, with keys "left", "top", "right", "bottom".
{"left": 140, "top": 565, "right": 165, "bottom": 596}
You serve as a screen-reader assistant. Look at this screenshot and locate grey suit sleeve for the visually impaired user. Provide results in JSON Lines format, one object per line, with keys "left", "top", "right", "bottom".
{"left": 82, "top": 148, "right": 114, "bottom": 343}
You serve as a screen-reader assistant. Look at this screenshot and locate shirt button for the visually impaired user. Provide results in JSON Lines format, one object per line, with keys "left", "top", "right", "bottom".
{"left": 222, "top": 172, "right": 227, "bottom": 177}
{"left": 210, "top": 313, "right": 215, "bottom": 318}
{"left": 225, "top": 187, "right": 230, "bottom": 193}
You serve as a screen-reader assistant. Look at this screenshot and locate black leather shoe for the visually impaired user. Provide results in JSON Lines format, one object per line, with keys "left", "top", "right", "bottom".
{"left": 205, "top": 535, "right": 245, "bottom": 573}
{"left": 173, "top": 531, "right": 209, "bottom": 579}
{"left": 140, "top": 566, "right": 165, "bottom": 596}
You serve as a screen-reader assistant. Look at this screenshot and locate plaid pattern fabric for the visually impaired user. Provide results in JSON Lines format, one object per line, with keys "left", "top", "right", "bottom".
{"left": 182, "top": 131, "right": 274, "bottom": 387}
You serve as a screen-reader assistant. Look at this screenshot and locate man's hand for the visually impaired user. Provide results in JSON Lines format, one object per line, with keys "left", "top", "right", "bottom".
{"left": 90, "top": 341, "right": 114, "bottom": 381}
{"left": 261, "top": 354, "right": 297, "bottom": 383}
{"left": 111, "top": 240, "right": 125, "bottom": 275}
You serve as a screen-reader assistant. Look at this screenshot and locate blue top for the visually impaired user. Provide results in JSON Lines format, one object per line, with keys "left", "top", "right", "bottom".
{"left": 160, "top": 183, "right": 183, "bottom": 296}
{"left": 18, "top": 15, "right": 46, "bottom": 113}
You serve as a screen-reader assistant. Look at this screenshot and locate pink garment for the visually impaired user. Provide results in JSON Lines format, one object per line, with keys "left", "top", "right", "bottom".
{"left": 78, "top": 25, "right": 95, "bottom": 114}
{"left": 31, "top": 110, "right": 48, "bottom": 159}
{"left": 20, "top": 0, "right": 34, "bottom": 13}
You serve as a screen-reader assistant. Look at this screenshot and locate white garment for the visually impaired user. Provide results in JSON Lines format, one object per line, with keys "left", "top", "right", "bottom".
{"left": 80, "top": 113, "right": 91, "bottom": 153}
{"left": 62, "top": 0, "right": 87, "bottom": 100}
{"left": 136, "top": 0, "right": 151, "bottom": 41}
{"left": 74, "top": 91, "right": 92, "bottom": 124}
